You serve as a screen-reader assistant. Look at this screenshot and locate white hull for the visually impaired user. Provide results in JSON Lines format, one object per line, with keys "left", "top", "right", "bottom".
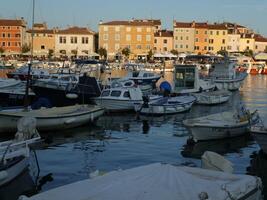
{"left": 0, "top": 157, "right": 28, "bottom": 186}
{"left": 193, "top": 91, "right": 230, "bottom": 105}
{"left": 214, "top": 80, "right": 243, "bottom": 91}
{"left": 0, "top": 105, "right": 104, "bottom": 133}
{"left": 95, "top": 99, "right": 142, "bottom": 111}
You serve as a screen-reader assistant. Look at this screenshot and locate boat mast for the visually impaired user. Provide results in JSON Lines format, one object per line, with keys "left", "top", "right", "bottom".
{"left": 24, "top": 0, "right": 35, "bottom": 108}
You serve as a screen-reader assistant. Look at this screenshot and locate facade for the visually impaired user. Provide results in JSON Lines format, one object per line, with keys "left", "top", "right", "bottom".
{"left": 55, "top": 26, "right": 95, "bottom": 57}
{"left": 99, "top": 19, "right": 160, "bottom": 59}
{"left": 194, "top": 23, "right": 208, "bottom": 54}
{"left": 173, "top": 21, "right": 195, "bottom": 53}
{"left": 207, "top": 24, "right": 228, "bottom": 53}
{"left": 254, "top": 35, "right": 267, "bottom": 53}
{"left": 239, "top": 33, "right": 255, "bottom": 52}
{"left": 0, "top": 18, "right": 27, "bottom": 53}
{"left": 154, "top": 30, "right": 173, "bottom": 53}
{"left": 27, "top": 23, "right": 55, "bottom": 56}
{"left": 227, "top": 34, "right": 240, "bottom": 52}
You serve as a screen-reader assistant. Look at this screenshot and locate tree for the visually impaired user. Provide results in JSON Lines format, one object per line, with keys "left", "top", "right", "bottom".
{"left": 21, "top": 44, "right": 30, "bottom": 53}
{"left": 243, "top": 49, "right": 254, "bottom": 57}
{"left": 121, "top": 47, "right": 130, "bottom": 58}
{"left": 217, "top": 49, "right": 228, "bottom": 57}
{"left": 147, "top": 50, "right": 154, "bottom": 61}
{"left": 170, "top": 49, "right": 178, "bottom": 55}
{"left": 98, "top": 47, "right": 107, "bottom": 59}
{"left": 0, "top": 47, "right": 4, "bottom": 56}
{"left": 48, "top": 49, "right": 54, "bottom": 59}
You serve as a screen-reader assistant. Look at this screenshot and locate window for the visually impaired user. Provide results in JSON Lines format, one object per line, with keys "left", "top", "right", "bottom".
{"left": 204, "top": 31, "right": 207, "bottom": 34}
{"left": 136, "top": 45, "right": 142, "bottom": 49}
{"left": 15, "top": 33, "right": 21, "bottom": 37}
{"left": 146, "top": 35, "right": 151, "bottom": 42}
{"left": 2, "top": 33, "right": 5, "bottom": 38}
{"left": 126, "top": 27, "right": 131, "bottom": 32}
{"left": 2, "top": 42, "right": 5, "bottom": 46}
{"left": 7, "top": 26, "right": 10, "bottom": 29}
{"left": 222, "top": 39, "right": 225, "bottom": 44}
{"left": 123, "top": 91, "right": 130, "bottom": 98}
{"left": 195, "top": 38, "right": 199, "bottom": 42}
{"left": 7, "top": 33, "right": 11, "bottom": 38}
{"left": 223, "top": 31, "right": 225, "bottom": 35}
{"left": 71, "top": 37, "right": 77, "bottom": 44}
{"left": 126, "top": 34, "right": 131, "bottom": 41}
{"left": 101, "top": 90, "right": 110, "bottom": 97}
{"left": 247, "top": 40, "right": 250, "bottom": 44}
{"left": 175, "top": 36, "right": 178, "bottom": 40}
{"left": 137, "top": 27, "right": 142, "bottom": 32}
{"left": 204, "top": 38, "right": 208, "bottom": 42}
{"left": 180, "top": 36, "right": 183, "bottom": 40}
{"left": 7, "top": 42, "right": 10, "bottom": 46}
{"left": 41, "top": 45, "right": 45, "bottom": 49}
{"left": 210, "top": 31, "right": 213, "bottom": 35}
{"left": 163, "top": 39, "right": 167, "bottom": 44}
{"left": 204, "top": 46, "right": 207, "bottom": 50}
{"left": 175, "top": 44, "right": 178, "bottom": 49}
{"left": 103, "top": 26, "right": 108, "bottom": 31}
{"left": 196, "top": 30, "right": 199, "bottom": 34}
{"left": 146, "top": 27, "right": 151, "bottom": 32}
{"left": 186, "top": 36, "right": 189, "bottom": 40}
{"left": 137, "top": 35, "right": 142, "bottom": 41}
{"left": 180, "top": 44, "right": 183, "bottom": 48}
{"left": 216, "top": 31, "right": 219, "bottom": 35}
{"left": 154, "top": 39, "right": 157, "bottom": 43}
{"left": 82, "top": 37, "right": 88, "bottom": 44}
{"left": 163, "top": 47, "right": 167, "bottom": 51}
{"left": 43, "top": 34, "right": 46, "bottom": 37}
{"left": 115, "top": 34, "right": 120, "bottom": 41}
{"left": 59, "top": 36, "right": 66, "bottom": 43}
{"left": 115, "top": 43, "right": 120, "bottom": 51}
{"left": 111, "top": 91, "right": 121, "bottom": 97}
{"left": 115, "top": 26, "right": 120, "bottom": 32}
{"left": 146, "top": 45, "right": 150, "bottom": 49}
{"left": 186, "top": 45, "right": 188, "bottom": 49}
{"left": 103, "top": 34, "right": 108, "bottom": 40}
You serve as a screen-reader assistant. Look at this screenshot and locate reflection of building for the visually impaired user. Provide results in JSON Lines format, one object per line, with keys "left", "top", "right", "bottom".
{"left": 0, "top": 18, "right": 27, "bottom": 53}
{"left": 154, "top": 30, "right": 173, "bottom": 53}
{"left": 27, "top": 23, "right": 55, "bottom": 56}
{"left": 98, "top": 19, "right": 160, "bottom": 59}
{"left": 55, "top": 26, "right": 95, "bottom": 57}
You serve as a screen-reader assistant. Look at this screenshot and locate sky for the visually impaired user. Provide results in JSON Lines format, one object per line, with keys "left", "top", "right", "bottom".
{"left": 1, "top": 0, "right": 267, "bottom": 36}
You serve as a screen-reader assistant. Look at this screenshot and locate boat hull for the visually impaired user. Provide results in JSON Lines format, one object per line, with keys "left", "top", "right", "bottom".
{"left": 95, "top": 99, "right": 142, "bottom": 112}
{"left": 194, "top": 94, "right": 230, "bottom": 105}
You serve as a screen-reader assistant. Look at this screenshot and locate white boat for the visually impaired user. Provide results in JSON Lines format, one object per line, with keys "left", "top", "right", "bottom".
{"left": 94, "top": 85, "right": 143, "bottom": 112}
{"left": 0, "top": 117, "right": 41, "bottom": 186}
{"left": 206, "top": 58, "right": 247, "bottom": 91}
{"left": 183, "top": 109, "right": 257, "bottom": 142}
{"left": 173, "top": 64, "right": 215, "bottom": 94}
{"left": 135, "top": 95, "right": 196, "bottom": 115}
{"left": 0, "top": 78, "right": 20, "bottom": 89}
{"left": 250, "top": 118, "right": 267, "bottom": 154}
{"left": 193, "top": 90, "right": 231, "bottom": 105}
{"left": 0, "top": 104, "right": 104, "bottom": 133}
{"left": 19, "top": 153, "right": 262, "bottom": 200}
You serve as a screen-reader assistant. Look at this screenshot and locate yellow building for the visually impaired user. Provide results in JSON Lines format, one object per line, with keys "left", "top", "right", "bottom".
{"left": 154, "top": 30, "right": 173, "bottom": 53}
{"left": 255, "top": 35, "right": 267, "bottom": 53}
{"left": 99, "top": 19, "right": 160, "bottom": 59}
{"left": 27, "top": 23, "right": 55, "bottom": 57}
{"left": 239, "top": 33, "right": 255, "bottom": 52}
{"left": 207, "top": 24, "right": 228, "bottom": 53}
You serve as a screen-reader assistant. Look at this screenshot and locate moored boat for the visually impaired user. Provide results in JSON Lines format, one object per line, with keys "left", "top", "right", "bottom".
{"left": 193, "top": 90, "right": 231, "bottom": 105}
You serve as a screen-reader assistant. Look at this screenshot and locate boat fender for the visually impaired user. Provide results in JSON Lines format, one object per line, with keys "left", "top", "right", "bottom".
{"left": 66, "top": 93, "right": 78, "bottom": 99}
{"left": 64, "top": 118, "right": 76, "bottom": 124}
{"left": 0, "top": 170, "right": 8, "bottom": 181}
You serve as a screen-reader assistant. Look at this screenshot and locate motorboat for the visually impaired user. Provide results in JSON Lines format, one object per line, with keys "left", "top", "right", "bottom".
{"left": 19, "top": 152, "right": 262, "bottom": 200}
{"left": 0, "top": 117, "right": 41, "bottom": 186}
{"left": 173, "top": 64, "right": 215, "bottom": 94}
{"left": 0, "top": 104, "right": 104, "bottom": 133}
{"left": 134, "top": 95, "right": 196, "bottom": 115}
{"left": 0, "top": 78, "right": 20, "bottom": 89}
{"left": 183, "top": 108, "right": 258, "bottom": 142}
{"left": 94, "top": 82, "right": 143, "bottom": 112}
{"left": 193, "top": 90, "right": 231, "bottom": 105}
{"left": 126, "top": 70, "right": 161, "bottom": 86}
{"left": 250, "top": 117, "right": 267, "bottom": 154}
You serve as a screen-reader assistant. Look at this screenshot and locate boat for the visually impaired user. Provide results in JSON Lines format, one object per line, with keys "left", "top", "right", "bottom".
{"left": 206, "top": 58, "right": 247, "bottom": 91}
{"left": 126, "top": 70, "right": 161, "bottom": 86}
{"left": 0, "top": 117, "right": 41, "bottom": 186}
{"left": 250, "top": 118, "right": 267, "bottom": 154}
{"left": 173, "top": 64, "right": 215, "bottom": 94}
{"left": 183, "top": 108, "right": 258, "bottom": 142}
{"left": 19, "top": 152, "right": 262, "bottom": 200}
{"left": 0, "top": 78, "right": 20, "bottom": 89}
{"left": 134, "top": 95, "right": 196, "bottom": 115}
{"left": 193, "top": 90, "right": 231, "bottom": 105}
{"left": 94, "top": 82, "right": 143, "bottom": 112}
{"left": 0, "top": 104, "right": 104, "bottom": 133}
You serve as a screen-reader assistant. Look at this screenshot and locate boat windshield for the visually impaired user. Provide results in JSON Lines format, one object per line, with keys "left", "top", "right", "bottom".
{"left": 101, "top": 90, "right": 110, "bottom": 97}
{"left": 110, "top": 90, "right": 121, "bottom": 97}
{"left": 175, "top": 67, "right": 195, "bottom": 89}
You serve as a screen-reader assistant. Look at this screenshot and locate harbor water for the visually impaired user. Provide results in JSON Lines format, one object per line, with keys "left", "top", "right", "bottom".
{"left": 0, "top": 73, "right": 267, "bottom": 200}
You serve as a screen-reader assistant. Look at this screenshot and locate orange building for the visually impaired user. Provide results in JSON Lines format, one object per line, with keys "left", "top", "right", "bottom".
{"left": 194, "top": 23, "right": 209, "bottom": 54}
{"left": 0, "top": 18, "right": 27, "bottom": 53}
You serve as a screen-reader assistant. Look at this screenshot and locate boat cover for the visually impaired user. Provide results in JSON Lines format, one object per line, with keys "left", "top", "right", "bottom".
{"left": 20, "top": 163, "right": 261, "bottom": 200}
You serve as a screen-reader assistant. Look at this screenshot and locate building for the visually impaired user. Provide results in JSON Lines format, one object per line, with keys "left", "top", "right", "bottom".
{"left": 239, "top": 33, "right": 255, "bottom": 52}
{"left": 207, "top": 24, "right": 228, "bottom": 53}
{"left": 98, "top": 19, "right": 160, "bottom": 59}
{"left": 154, "top": 30, "right": 173, "bottom": 53}
{"left": 27, "top": 22, "right": 55, "bottom": 57}
{"left": 173, "top": 21, "right": 195, "bottom": 53}
{"left": 194, "top": 22, "right": 209, "bottom": 54}
{"left": 227, "top": 33, "right": 240, "bottom": 52}
{"left": 0, "top": 18, "right": 27, "bottom": 53}
{"left": 254, "top": 35, "right": 267, "bottom": 53}
{"left": 55, "top": 26, "right": 95, "bottom": 57}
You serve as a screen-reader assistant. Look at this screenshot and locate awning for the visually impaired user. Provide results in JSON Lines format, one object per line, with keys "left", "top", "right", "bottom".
{"left": 254, "top": 52, "right": 267, "bottom": 60}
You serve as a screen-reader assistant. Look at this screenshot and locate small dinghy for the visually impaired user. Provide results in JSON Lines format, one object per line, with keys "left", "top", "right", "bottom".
{"left": 0, "top": 117, "right": 41, "bottom": 186}
{"left": 193, "top": 90, "right": 231, "bottom": 105}
{"left": 19, "top": 152, "right": 262, "bottom": 200}
{"left": 250, "top": 117, "right": 267, "bottom": 154}
{"left": 0, "top": 104, "right": 104, "bottom": 133}
{"left": 135, "top": 95, "right": 196, "bottom": 115}
{"left": 183, "top": 108, "right": 258, "bottom": 142}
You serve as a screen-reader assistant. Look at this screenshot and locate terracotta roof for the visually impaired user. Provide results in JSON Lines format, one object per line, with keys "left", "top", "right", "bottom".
{"left": 154, "top": 30, "right": 173, "bottom": 37}
{"left": 0, "top": 19, "right": 26, "bottom": 27}
{"left": 27, "top": 29, "right": 55, "bottom": 34}
{"left": 57, "top": 27, "right": 94, "bottom": 35}
{"left": 173, "top": 21, "right": 193, "bottom": 28}
{"left": 254, "top": 34, "right": 267, "bottom": 42}
{"left": 207, "top": 24, "right": 227, "bottom": 30}
{"left": 100, "top": 20, "right": 159, "bottom": 26}
{"left": 195, "top": 22, "right": 208, "bottom": 29}
{"left": 33, "top": 23, "right": 46, "bottom": 28}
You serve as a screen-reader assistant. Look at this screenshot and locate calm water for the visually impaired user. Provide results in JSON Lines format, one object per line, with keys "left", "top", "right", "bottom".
{"left": 1, "top": 73, "right": 267, "bottom": 200}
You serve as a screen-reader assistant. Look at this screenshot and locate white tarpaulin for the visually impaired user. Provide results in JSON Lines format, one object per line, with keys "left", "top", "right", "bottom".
{"left": 20, "top": 163, "right": 261, "bottom": 200}
{"left": 254, "top": 52, "right": 267, "bottom": 60}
